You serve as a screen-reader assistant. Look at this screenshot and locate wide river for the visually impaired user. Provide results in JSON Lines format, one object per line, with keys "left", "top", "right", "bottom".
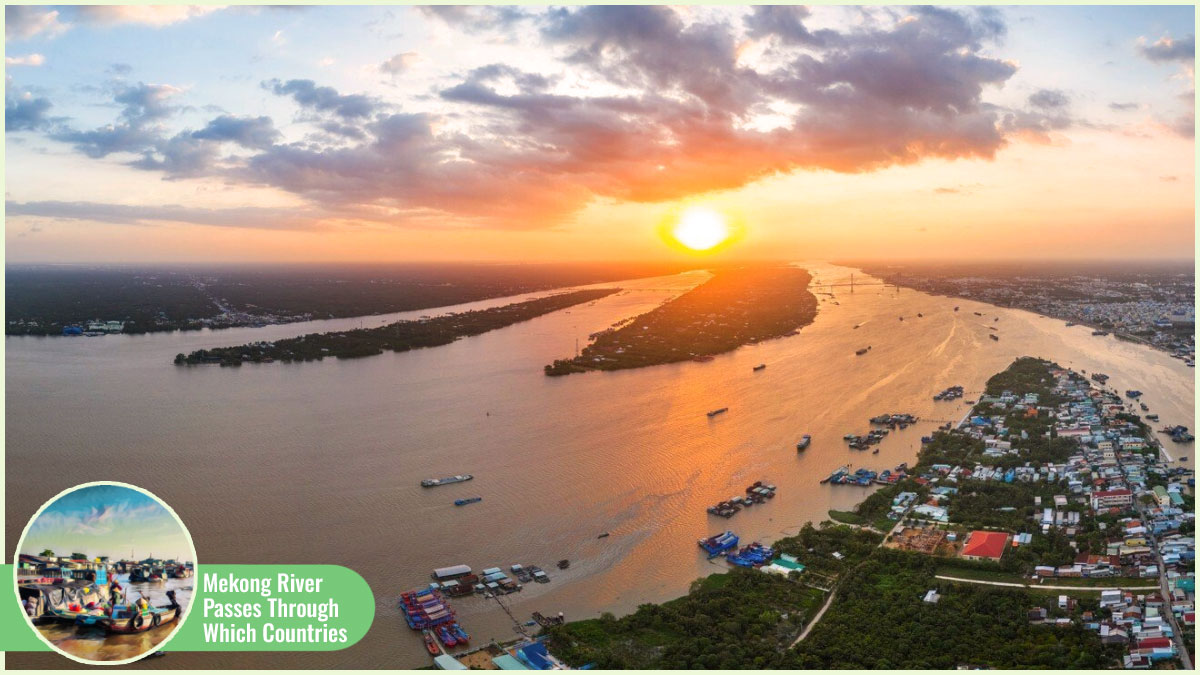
{"left": 6, "top": 262, "right": 1193, "bottom": 668}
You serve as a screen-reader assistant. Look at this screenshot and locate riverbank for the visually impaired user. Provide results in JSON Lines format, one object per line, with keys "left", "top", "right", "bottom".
{"left": 543, "top": 357, "right": 1195, "bottom": 669}
{"left": 544, "top": 266, "right": 816, "bottom": 376}
{"left": 174, "top": 288, "right": 620, "bottom": 366}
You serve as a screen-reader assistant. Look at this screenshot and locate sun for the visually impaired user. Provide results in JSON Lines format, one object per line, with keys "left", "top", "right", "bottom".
{"left": 672, "top": 207, "right": 730, "bottom": 251}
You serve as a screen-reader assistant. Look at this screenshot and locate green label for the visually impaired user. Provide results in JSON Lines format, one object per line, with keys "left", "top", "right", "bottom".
{"left": 2, "top": 564, "right": 375, "bottom": 652}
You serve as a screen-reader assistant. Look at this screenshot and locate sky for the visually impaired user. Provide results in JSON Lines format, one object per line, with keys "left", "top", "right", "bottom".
{"left": 20, "top": 484, "right": 193, "bottom": 561}
{"left": 4, "top": 4, "right": 1195, "bottom": 263}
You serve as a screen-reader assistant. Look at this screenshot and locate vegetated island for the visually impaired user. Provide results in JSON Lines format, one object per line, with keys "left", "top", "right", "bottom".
{"left": 542, "top": 357, "right": 1192, "bottom": 669}
{"left": 544, "top": 266, "right": 816, "bottom": 376}
{"left": 174, "top": 288, "right": 619, "bottom": 366}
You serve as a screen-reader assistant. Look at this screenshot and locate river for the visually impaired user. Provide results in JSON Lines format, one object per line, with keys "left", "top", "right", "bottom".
{"left": 5, "top": 262, "right": 1193, "bottom": 668}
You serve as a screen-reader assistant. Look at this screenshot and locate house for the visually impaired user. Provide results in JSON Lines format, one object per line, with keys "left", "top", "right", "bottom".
{"left": 1090, "top": 488, "right": 1132, "bottom": 510}
{"left": 960, "top": 531, "right": 1009, "bottom": 562}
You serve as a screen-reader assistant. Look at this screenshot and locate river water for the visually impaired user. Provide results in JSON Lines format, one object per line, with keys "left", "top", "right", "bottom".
{"left": 6, "top": 262, "right": 1193, "bottom": 668}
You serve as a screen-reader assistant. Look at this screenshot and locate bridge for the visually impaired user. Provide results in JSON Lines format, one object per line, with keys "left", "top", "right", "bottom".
{"left": 810, "top": 273, "right": 903, "bottom": 294}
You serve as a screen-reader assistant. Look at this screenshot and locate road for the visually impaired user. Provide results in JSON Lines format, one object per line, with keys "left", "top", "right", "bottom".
{"left": 790, "top": 506, "right": 911, "bottom": 648}
{"left": 1137, "top": 502, "right": 1193, "bottom": 670}
{"left": 934, "top": 575, "right": 1158, "bottom": 592}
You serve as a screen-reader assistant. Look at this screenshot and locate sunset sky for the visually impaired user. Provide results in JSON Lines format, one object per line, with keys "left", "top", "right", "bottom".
{"left": 4, "top": 4, "right": 1195, "bottom": 263}
{"left": 21, "top": 485, "right": 192, "bottom": 561}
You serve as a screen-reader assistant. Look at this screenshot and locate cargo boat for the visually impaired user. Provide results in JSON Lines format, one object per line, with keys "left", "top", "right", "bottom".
{"left": 422, "top": 475, "right": 473, "bottom": 488}
{"left": 454, "top": 497, "right": 482, "bottom": 506}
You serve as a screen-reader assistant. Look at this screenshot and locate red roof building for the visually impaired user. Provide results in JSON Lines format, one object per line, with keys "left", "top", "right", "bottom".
{"left": 960, "top": 531, "right": 1010, "bottom": 561}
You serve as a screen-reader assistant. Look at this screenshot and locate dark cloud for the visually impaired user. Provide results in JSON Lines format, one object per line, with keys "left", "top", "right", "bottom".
{"left": 266, "top": 79, "right": 379, "bottom": 120}
{"left": 5, "top": 94, "right": 53, "bottom": 131}
{"left": 1138, "top": 34, "right": 1195, "bottom": 63}
{"left": 743, "top": 5, "right": 839, "bottom": 47}
{"left": 190, "top": 115, "right": 280, "bottom": 149}
{"left": 1028, "top": 89, "right": 1069, "bottom": 109}
{"left": 5, "top": 200, "right": 316, "bottom": 230}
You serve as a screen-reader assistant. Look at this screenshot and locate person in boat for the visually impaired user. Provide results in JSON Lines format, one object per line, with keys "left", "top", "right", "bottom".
{"left": 110, "top": 579, "right": 124, "bottom": 606}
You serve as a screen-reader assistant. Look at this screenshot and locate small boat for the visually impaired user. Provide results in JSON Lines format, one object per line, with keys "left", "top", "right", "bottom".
{"left": 454, "top": 497, "right": 483, "bottom": 506}
{"left": 597, "top": 532, "right": 610, "bottom": 539}
{"left": 423, "top": 629, "right": 440, "bottom": 655}
{"left": 855, "top": 347, "right": 870, "bottom": 356}
{"left": 973, "top": 312, "right": 982, "bottom": 316}
{"left": 78, "top": 592, "right": 183, "bottom": 634}
{"left": 753, "top": 364, "right": 766, "bottom": 371}
{"left": 993, "top": 317, "right": 999, "bottom": 322}
{"left": 707, "top": 407, "right": 729, "bottom": 418}
{"left": 796, "top": 435, "right": 812, "bottom": 451}
{"left": 557, "top": 560, "right": 570, "bottom": 570}
{"left": 954, "top": 306, "right": 959, "bottom": 311}
{"left": 989, "top": 334, "right": 999, "bottom": 341}
{"left": 899, "top": 316, "right": 904, "bottom": 321}
{"left": 872, "top": 449, "right": 880, "bottom": 454}
{"left": 917, "top": 313, "right": 923, "bottom": 318}
{"left": 422, "top": 475, "right": 473, "bottom": 488}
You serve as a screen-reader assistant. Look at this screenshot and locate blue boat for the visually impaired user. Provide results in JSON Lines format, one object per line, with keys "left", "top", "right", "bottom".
{"left": 454, "top": 497, "right": 482, "bottom": 506}
{"left": 698, "top": 531, "right": 739, "bottom": 557}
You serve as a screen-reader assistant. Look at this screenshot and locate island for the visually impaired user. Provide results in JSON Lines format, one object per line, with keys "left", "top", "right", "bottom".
{"left": 542, "top": 357, "right": 1194, "bottom": 669}
{"left": 174, "top": 288, "right": 619, "bottom": 366}
{"left": 544, "top": 266, "right": 817, "bottom": 376}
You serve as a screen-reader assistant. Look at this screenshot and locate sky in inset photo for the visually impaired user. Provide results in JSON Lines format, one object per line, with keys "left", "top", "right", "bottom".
{"left": 5, "top": 5, "right": 1194, "bottom": 262}
{"left": 21, "top": 485, "right": 191, "bottom": 561}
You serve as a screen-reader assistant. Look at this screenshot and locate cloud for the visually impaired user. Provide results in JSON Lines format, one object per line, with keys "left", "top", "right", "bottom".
{"left": 380, "top": 51, "right": 420, "bottom": 76}
{"left": 73, "top": 5, "right": 225, "bottom": 28}
{"left": 50, "top": 82, "right": 184, "bottom": 158}
{"left": 266, "top": 79, "right": 380, "bottom": 119}
{"left": 743, "top": 5, "right": 839, "bottom": 47}
{"left": 5, "top": 54, "right": 46, "bottom": 67}
{"left": 1138, "top": 34, "right": 1195, "bottom": 63}
{"left": 5, "top": 93, "right": 53, "bottom": 131}
{"left": 5, "top": 6, "right": 69, "bottom": 39}
{"left": 1028, "top": 89, "right": 1069, "bottom": 109}
{"left": 1109, "top": 101, "right": 1139, "bottom": 112}
{"left": 417, "top": 5, "right": 529, "bottom": 31}
{"left": 25, "top": 6, "right": 1093, "bottom": 231}
{"left": 6, "top": 200, "right": 318, "bottom": 230}
{"left": 190, "top": 115, "right": 280, "bottom": 149}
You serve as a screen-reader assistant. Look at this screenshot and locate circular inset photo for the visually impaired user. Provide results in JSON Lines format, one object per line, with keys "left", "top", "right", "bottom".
{"left": 14, "top": 482, "right": 197, "bottom": 664}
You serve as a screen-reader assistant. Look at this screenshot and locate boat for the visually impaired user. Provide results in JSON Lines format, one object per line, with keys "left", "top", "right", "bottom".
{"left": 855, "top": 347, "right": 870, "bottom": 356}
{"left": 753, "top": 364, "right": 767, "bottom": 371}
{"left": 993, "top": 317, "right": 999, "bottom": 322}
{"left": 597, "top": 532, "right": 609, "bottom": 539}
{"left": 1140, "top": 402, "right": 1149, "bottom": 411}
{"left": 796, "top": 435, "right": 812, "bottom": 451}
{"left": 899, "top": 316, "right": 904, "bottom": 321}
{"left": 77, "top": 591, "right": 183, "bottom": 634}
{"left": 698, "top": 531, "right": 739, "bottom": 558}
{"left": 422, "top": 475, "right": 473, "bottom": 488}
{"left": 1147, "top": 414, "right": 1160, "bottom": 421}
{"left": 1092, "top": 330, "right": 1109, "bottom": 336}
{"left": 872, "top": 449, "right": 879, "bottom": 454}
{"left": 917, "top": 313, "right": 923, "bottom": 318}
{"left": 989, "top": 334, "right": 999, "bottom": 341}
{"left": 954, "top": 306, "right": 959, "bottom": 311}
{"left": 454, "top": 497, "right": 482, "bottom": 506}
{"left": 973, "top": 312, "right": 982, "bottom": 316}
{"left": 423, "top": 629, "right": 440, "bottom": 655}
{"left": 1125, "top": 390, "right": 1143, "bottom": 399}
{"left": 557, "top": 560, "right": 570, "bottom": 570}
{"left": 707, "top": 407, "right": 729, "bottom": 418}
